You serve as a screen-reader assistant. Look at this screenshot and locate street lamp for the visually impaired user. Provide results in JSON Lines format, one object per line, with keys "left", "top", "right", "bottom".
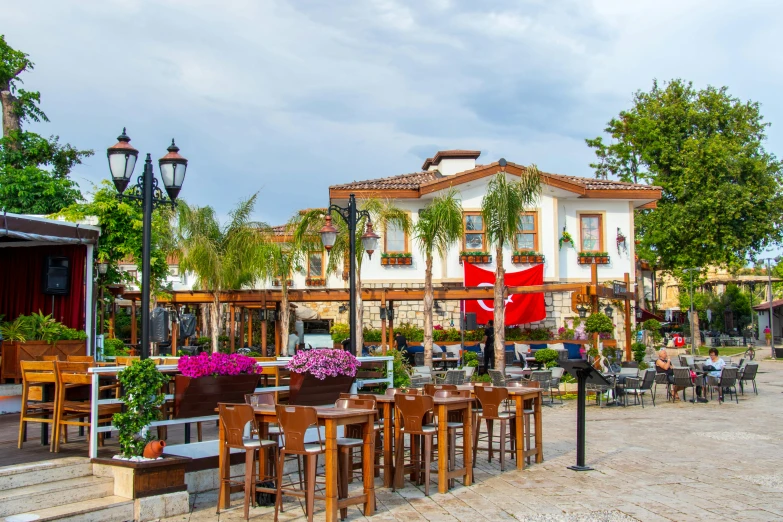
{"left": 320, "top": 193, "right": 380, "bottom": 356}
{"left": 603, "top": 304, "right": 613, "bottom": 319}
{"left": 577, "top": 304, "right": 588, "bottom": 318}
{"left": 107, "top": 129, "right": 187, "bottom": 359}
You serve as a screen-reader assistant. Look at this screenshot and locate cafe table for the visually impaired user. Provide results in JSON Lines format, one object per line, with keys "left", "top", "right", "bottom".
{"left": 216, "top": 404, "right": 377, "bottom": 522}
{"left": 374, "top": 394, "right": 473, "bottom": 493}
{"left": 456, "top": 384, "right": 544, "bottom": 470}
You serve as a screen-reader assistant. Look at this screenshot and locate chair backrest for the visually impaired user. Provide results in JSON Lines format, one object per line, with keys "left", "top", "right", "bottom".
{"left": 654, "top": 372, "right": 669, "bottom": 385}
{"left": 385, "top": 387, "right": 420, "bottom": 395}
{"left": 672, "top": 367, "right": 693, "bottom": 388}
{"left": 488, "top": 369, "right": 506, "bottom": 387}
{"left": 473, "top": 386, "right": 508, "bottom": 419}
{"left": 740, "top": 362, "right": 759, "bottom": 381}
{"left": 678, "top": 355, "right": 688, "bottom": 367}
{"left": 116, "top": 356, "right": 140, "bottom": 366}
{"left": 529, "top": 370, "right": 551, "bottom": 386}
{"left": 20, "top": 360, "right": 57, "bottom": 386}
{"left": 245, "top": 392, "right": 276, "bottom": 406}
{"left": 444, "top": 369, "right": 465, "bottom": 385}
{"left": 432, "top": 389, "right": 471, "bottom": 399}
{"left": 640, "top": 368, "right": 656, "bottom": 390}
{"left": 339, "top": 392, "right": 377, "bottom": 401}
{"left": 55, "top": 361, "right": 92, "bottom": 387}
{"left": 621, "top": 361, "right": 638, "bottom": 368}
{"left": 504, "top": 351, "right": 515, "bottom": 365}
{"left": 67, "top": 355, "right": 94, "bottom": 363}
{"left": 414, "top": 352, "right": 425, "bottom": 366}
{"left": 423, "top": 384, "right": 457, "bottom": 395}
{"left": 549, "top": 367, "right": 565, "bottom": 381}
{"left": 276, "top": 404, "right": 319, "bottom": 452}
{"left": 219, "top": 403, "right": 258, "bottom": 448}
{"left": 41, "top": 355, "right": 61, "bottom": 361}
{"left": 394, "top": 393, "right": 434, "bottom": 434}
{"left": 719, "top": 367, "right": 738, "bottom": 386}
{"left": 334, "top": 397, "right": 376, "bottom": 410}
{"left": 163, "top": 358, "right": 179, "bottom": 365}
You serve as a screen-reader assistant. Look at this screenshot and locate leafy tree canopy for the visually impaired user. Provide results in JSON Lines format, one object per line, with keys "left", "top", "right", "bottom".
{"left": 586, "top": 79, "right": 783, "bottom": 269}
{"left": 0, "top": 35, "right": 91, "bottom": 214}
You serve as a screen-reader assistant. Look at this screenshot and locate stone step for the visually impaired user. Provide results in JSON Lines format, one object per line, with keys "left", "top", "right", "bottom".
{"left": 0, "top": 457, "right": 93, "bottom": 491}
{"left": 2, "top": 495, "right": 134, "bottom": 522}
{"left": 0, "top": 475, "right": 114, "bottom": 517}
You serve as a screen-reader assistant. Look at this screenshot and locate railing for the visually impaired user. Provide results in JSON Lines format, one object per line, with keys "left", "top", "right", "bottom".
{"left": 88, "top": 356, "right": 393, "bottom": 458}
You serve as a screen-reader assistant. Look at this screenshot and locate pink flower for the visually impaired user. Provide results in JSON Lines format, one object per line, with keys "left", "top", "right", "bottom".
{"left": 286, "top": 349, "right": 360, "bottom": 380}
{"left": 178, "top": 352, "right": 261, "bottom": 378}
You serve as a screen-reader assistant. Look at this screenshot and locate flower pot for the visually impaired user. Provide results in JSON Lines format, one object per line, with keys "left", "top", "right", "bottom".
{"left": 381, "top": 258, "right": 389, "bottom": 265}
{"left": 288, "top": 372, "right": 355, "bottom": 406}
{"left": 91, "top": 455, "right": 190, "bottom": 499}
{"left": 463, "top": 366, "right": 475, "bottom": 378}
{"left": 467, "top": 256, "right": 475, "bottom": 263}
{"left": 143, "top": 439, "right": 166, "bottom": 459}
{"left": 173, "top": 374, "right": 260, "bottom": 419}
{"left": 535, "top": 256, "right": 544, "bottom": 263}
{"left": 401, "top": 257, "right": 412, "bottom": 265}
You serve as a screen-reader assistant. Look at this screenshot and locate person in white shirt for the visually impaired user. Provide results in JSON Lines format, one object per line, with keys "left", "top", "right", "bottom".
{"left": 695, "top": 347, "right": 726, "bottom": 402}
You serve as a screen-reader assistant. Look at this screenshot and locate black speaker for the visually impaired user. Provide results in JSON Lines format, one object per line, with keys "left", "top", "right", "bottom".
{"left": 462, "top": 312, "right": 477, "bottom": 331}
{"left": 42, "top": 256, "right": 70, "bottom": 295}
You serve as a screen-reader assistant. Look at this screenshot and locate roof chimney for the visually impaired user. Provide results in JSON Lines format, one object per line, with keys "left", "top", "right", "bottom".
{"left": 422, "top": 150, "right": 480, "bottom": 175}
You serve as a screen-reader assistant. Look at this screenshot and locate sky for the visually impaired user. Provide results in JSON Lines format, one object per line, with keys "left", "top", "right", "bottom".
{"left": 4, "top": 0, "right": 783, "bottom": 230}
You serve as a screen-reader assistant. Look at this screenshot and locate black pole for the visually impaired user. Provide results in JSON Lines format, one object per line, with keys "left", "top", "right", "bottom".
{"left": 348, "top": 193, "right": 357, "bottom": 357}
{"left": 140, "top": 154, "right": 154, "bottom": 360}
{"left": 568, "top": 368, "right": 593, "bottom": 471}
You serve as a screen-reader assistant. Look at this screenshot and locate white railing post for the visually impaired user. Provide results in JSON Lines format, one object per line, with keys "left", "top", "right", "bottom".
{"left": 89, "top": 369, "right": 100, "bottom": 459}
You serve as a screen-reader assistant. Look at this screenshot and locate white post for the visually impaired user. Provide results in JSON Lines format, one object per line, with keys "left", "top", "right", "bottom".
{"left": 89, "top": 369, "right": 100, "bottom": 458}
{"left": 85, "top": 243, "right": 94, "bottom": 356}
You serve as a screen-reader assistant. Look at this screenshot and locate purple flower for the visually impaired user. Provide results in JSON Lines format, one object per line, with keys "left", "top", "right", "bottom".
{"left": 286, "top": 349, "right": 360, "bottom": 380}
{"left": 177, "top": 352, "right": 262, "bottom": 378}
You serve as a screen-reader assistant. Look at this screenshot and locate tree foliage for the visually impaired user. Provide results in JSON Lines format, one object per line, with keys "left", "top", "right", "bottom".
{"left": 586, "top": 79, "right": 783, "bottom": 269}
{"left": 0, "top": 35, "right": 91, "bottom": 214}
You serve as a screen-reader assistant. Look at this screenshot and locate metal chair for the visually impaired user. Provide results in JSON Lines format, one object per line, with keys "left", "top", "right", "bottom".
{"left": 472, "top": 386, "right": 515, "bottom": 471}
{"left": 737, "top": 362, "right": 759, "bottom": 395}
{"left": 708, "top": 367, "right": 739, "bottom": 404}
{"left": 443, "top": 369, "right": 466, "bottom": 385}
{"left": 488, "top": 369, "right": 507, "bottom": 387}
{"left": 654, "top": 372, "right": 671, "bottom": 402}
{"left": 672, "top": 367, "right": 696, "bottom": 402}
{"left": 623, "top": 369, "right": 656, "bottom": 407}
{"left": 548, "top": 367, "right": 565, "bottom": 405}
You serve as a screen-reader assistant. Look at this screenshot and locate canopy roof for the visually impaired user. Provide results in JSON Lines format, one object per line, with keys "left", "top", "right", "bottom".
{"left": 0, "top": 212, "right": 100, "bottom": 246}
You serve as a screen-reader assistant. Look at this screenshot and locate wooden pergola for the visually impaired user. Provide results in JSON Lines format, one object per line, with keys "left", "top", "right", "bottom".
{"left": 123, "top": 266, "right": 636, "bottom": 359}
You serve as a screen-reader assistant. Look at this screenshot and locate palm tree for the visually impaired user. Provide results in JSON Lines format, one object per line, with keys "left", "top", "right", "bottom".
{"left": 176, "top": 194, "right": 268, "bottom": 353}
{"left": 481, "top": 164, "right": 542, "bottom": 372}
{"left": 414, "top": 189, "right": 463, "bottom": 368}
{"left": 297, "top": 199, "right": 411, "bottom": 354}
{"left": 258, "top": 215, "right": 321, "bottom": 356}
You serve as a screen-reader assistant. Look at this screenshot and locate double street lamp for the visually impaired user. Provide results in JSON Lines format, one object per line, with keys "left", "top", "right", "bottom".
{"left": 106, "top": 129, "right": 188, "bottom": 359}
{"left": 319, "top": 193, "right": 379, "bottom": 356}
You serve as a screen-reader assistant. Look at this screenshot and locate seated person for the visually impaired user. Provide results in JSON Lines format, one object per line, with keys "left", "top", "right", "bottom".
{"left": 695, "top": 347, "right": 726, "bottom": 402}
{"left": 655, "top": 348, "right": 679, "bottom": 401}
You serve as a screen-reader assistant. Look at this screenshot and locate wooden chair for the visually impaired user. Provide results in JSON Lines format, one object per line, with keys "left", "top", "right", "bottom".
{"left": 432, "top": 389, "right": 471, "bottom": 487}
{"left": 473, "top": 386, "right": 516, "bottom": 471}
{"left": 18, "top": 361, "right": 57, "bottom": 449}
{"left": 51, "top": 361, "right": 122, "bottom": 452}
{"left": 217, "top": 403, "right": 278, "bottom": 520}
{"left": 66, "top": 355, "right": 95, "bottom": 363}
{"left": 506, "top": 382, "right": 536, "bottom": 464}
{"left": 115, "top": 356, "right": 140, "bottom": 366}
{"left": 334, "top": 397, "right": 376, "bottom": 519}
{"left": 393, "top": 393, "right": 436, "bottom": 495}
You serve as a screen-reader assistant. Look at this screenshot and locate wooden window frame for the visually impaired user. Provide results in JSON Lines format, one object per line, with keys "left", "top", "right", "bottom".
{"left": 578, "top": 212, "right": 604, "bottom": 252}
{"left": 307, "top": 251, "right": 325, "bottom": 278}
{"left": 462, "top": 211, "right": 486, "bottom": 252}
{"left": 515, "top": 211, "right": 539, "bottom": 251}
{"left": 383, "top": 218, "right": 409, "bottom": 254}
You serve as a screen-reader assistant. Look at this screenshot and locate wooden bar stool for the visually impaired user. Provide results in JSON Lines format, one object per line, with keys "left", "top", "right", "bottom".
{"left": 17, "top": 361, "right": 57, "bottom": 449}
{"left": 217, "top": 403, "right": 278, "bottom": 520}
{"left": 473, "top": 386, "right": 516, "bottom": 471}
{"left": 507, "top": 382, "right": 535, "bottom": 464}
{"left": 339, "top": 393, "right": 383, "bottom": 479}
{"left": 433, "top": 389, "right": 471, "bottom": 488}
{"left": 393, "top": 393, "right": 436, "bottom": 495}
{"left": 334, "top": 397, "right": 375, "bottom": 520}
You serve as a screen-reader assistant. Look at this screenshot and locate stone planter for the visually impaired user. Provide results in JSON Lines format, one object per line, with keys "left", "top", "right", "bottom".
{"left": 92, "top": 455, "right": 190, "bottom": 499}
{"left": 173, "top": 374, "right": 260, "bottom": 419}
{"left": 287, "top": 372, "right": 355, "bottom": 406}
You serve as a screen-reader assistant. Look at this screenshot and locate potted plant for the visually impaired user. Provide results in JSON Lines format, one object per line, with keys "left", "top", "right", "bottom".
{"left": 173, "top": 353, "right": 261, "bottom": 419}
{"left": 381, "top": 253, "right": 389, "bottom": 265}
{"left": 286, "top": 348, "right": 360, "bottom": 405}
{"left": 559, "top": 227, "right": 573, "bottom": 249}
{"left": 92, "top": 359, "right": 190, "bottom": 500}
{"left": 616, "top": 228, "right": 628, "bottom": 255}
{"left": 402, "top": 253, "right": 413, "bottom": 265}
{"left": 460, "top": 351, "right": 479, "bottom": 378}
{"left": 330, "top": 322, "right": 350, "bottom": 349}
{"left": 534, "top": 348, "right": 560, "bottom": 369}
{"left": 585, "top": 312, "right": 614, "bottom": 337}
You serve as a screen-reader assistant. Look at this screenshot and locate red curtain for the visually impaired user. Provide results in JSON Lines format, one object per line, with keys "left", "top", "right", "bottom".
{"left": 0, "top": 244, "right": 87, "bottom": 329}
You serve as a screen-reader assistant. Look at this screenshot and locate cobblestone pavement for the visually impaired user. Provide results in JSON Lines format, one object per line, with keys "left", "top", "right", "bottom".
{"left": 163, "top": 360, "right": 783, "bottom": 522}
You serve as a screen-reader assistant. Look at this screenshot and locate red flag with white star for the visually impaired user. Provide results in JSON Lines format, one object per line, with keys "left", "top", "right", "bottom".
{"left": 463, "top": 261, "right": 546, "bottom": 326}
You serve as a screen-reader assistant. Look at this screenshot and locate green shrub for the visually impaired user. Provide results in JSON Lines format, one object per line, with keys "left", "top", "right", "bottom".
{"left": 103, "top": 338, "right": 128, "bottom": 357}
{"left": 534, "top": 348, "right": 559, "bottom": 368}
{"left": 585, "top": 312, "right": 614, "bottom": 334}
{"left": 330, "top": 323, "right": 350, "bottom": 343}
{"left": 461, "top": 351, "right": 479, "bottom": 368}
{"left": 394, "top": 323, "right": 424, "bottom": 342}
{"left": 113, "top": 360, "right": 169, "bottom": 458}
{"left": 363, "top": 327, "right": 382, "bottom": 342}
{"left": 632, "top": 341, "right": 647, "bottom": 365}
{"left": 383, "top": 348, "right": 411, "bottom": 389}
{"left": 471, "top": 373, "right": 492, "bottom": 383}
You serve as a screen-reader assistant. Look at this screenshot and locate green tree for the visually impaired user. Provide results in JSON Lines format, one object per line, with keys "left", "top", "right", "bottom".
{"left": 481, "top": 164, "right": 542, "bottom": 372}
{"left": 0, "top": 36, "right": 91, "bottom": 214}
{"left": 586, "top": 79, "right": 783, "bottom": 269}
{"left": 414, "top": 188, "right": 463, "bottom": 368}
{"left": 176, "top": 195, "right": 267, "bottom": 352}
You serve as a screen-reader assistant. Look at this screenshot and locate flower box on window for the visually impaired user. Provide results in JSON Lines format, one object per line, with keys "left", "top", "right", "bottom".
{"left": 380, "top": 253, "right": 412, "bottom": 266}
{"left": 305, "top": 277, "right": 326, "bottom": 286}
{"left": 512, "top": 251, "right": 544, "bottom": 264}
{"left": 459, "top": 251, "right": 492, "bottom": 264}
{"left": 577, "top": 252, "right": 610, "bottom": 265}
{"left": 272, "top": 279, "right": 294, "bottom": 287}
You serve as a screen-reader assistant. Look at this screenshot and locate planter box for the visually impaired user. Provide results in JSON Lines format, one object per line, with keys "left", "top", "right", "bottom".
{"left": 577, "top": 256, "right": 610, "bottom": 265}
{"left": 512, "top": 255, "right": 544, "bottom": 264}
{"left": 775, "top": 347, "right": 783, "bottom": 359}
{"left": 381, "top": 257, "right": 412, "bottom": 266}
{"left": 459, "top": 255, "right": 492, "bottom": 264}
{"left": 287, "top": 372, "right": 354, "bottom": 406}
{"left": 305, "top": 278, "right": 326, "bottom": 287}
{"left": 53, "top": 339, "right": 87, "bottom": 359}
{"left": 173, "top": 374, "right": 260, "bottom": 419}
{"left": 92, "top": 455, "right": 190, "bottom": 499}
{"left": 272, "top": 279, "right": 294, "bottom": 287}
{"left": 1, "top": 340, "right": 53, "bottom": 383}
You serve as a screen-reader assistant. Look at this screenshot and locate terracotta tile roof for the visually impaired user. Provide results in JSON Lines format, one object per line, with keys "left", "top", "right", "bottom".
{"left": 331, "top": 171, "right": 439, "bottom": 191}
{"left": 546, "top": 174, "right": 662, "bottom": 191}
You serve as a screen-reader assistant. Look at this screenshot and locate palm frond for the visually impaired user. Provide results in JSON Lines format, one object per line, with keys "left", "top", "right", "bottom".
{"left": 415, "top": 188, "right": 463, "bottom": 259}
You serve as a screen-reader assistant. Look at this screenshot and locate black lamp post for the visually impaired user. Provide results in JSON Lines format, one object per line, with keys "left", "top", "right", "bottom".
{"left": 97, "top": 261, "right": 108, "bottom": 336}
{"left": 320, "top": 193, "right": 379, "bottom": 356}
{"left": 107, "top": 129, "right": 187, "bottom": 359}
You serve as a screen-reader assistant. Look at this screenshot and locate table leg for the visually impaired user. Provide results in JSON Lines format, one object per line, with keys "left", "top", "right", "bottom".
{"left": 324, "top": 419, "right": 338, "bottom": 522}
{"left": 218, "top": 418, "right": 229, "bottom": 510}
{"left": 41, "top": 384, "right": 49, "bottom": 446}
{"left": 437, "top": 404, "right": 448, "bottom": 494}
{"left": 362, "top": 414, "right": 376, "bottom": 516}
{"left": 515, "top": 395, "right": 525, "bottom": 470}
{"left": 534, "top": 393, "right": 543, "bottom": 463}
{"left": 382, "top": 402, "right": 393, "bottom": 488}
{"left": 463, "top": 402, "right": 472, "bottom": 486}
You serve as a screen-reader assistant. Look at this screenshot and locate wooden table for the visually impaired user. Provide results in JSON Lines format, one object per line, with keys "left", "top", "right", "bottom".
{"left": 374, "top": 394, "right": 473, "bottom": 494}
{"left": 217, "top": 405, "right": 376, "bottom": 522}
{"left": 456, "top": 384, "right": 544, "bottom": 470}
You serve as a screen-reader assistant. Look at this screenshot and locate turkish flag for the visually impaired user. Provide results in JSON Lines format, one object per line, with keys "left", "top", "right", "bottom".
{"left": 463, "top": 261, "right": 546, "bottom": 326}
